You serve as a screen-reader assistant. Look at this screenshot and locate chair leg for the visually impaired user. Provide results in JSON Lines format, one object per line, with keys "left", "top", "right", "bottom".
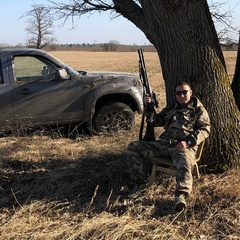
{"left": 192, "top": 163, "right": 200, "bottom": 179}
{"left": 150, "top": 163, "right": 157, "bottom": 185}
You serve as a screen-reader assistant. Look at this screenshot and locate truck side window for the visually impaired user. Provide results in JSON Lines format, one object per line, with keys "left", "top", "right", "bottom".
{"left": 13, "top": 56, "right": 57, "bottom": 83}
{"left": 0, "top": 59, "right": 3, "bottom": 84}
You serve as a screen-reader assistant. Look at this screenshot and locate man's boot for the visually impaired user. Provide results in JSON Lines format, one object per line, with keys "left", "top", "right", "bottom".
{"left": 174, "top": 193, "right": 186, "bottom": 211}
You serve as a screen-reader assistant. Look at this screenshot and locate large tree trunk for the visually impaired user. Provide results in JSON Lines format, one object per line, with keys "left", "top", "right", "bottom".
{"left": 118, "top": 0, "right": 240, "bottom": 171}
{"left": 231, "top": 33, "right": 240, "bottom": 111}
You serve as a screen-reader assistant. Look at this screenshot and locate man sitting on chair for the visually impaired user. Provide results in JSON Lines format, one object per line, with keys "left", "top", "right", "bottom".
{"left": 126, "top": 81, "right": 211, "bottom": 211}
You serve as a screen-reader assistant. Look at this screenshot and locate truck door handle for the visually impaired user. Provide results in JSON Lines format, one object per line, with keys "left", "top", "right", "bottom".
{"left": 16, "top": 88, "right": 33, "bottom": 95}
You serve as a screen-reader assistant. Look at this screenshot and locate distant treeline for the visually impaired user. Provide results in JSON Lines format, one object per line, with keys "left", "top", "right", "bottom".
{"left": 1, "top": 42, "right": 237, "bottom": 52}
{"left": 43, "top": 43, "right": 157, "bottom": 52}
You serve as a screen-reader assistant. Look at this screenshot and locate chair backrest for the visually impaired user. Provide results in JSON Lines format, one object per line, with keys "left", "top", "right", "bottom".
{"left": 194, "top": 141, "right": 205, "bottom": 162}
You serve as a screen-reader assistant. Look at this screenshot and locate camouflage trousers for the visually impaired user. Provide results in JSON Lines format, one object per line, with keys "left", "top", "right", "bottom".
{"left": 126, "top": 140, "right": 197, "bottom": 196}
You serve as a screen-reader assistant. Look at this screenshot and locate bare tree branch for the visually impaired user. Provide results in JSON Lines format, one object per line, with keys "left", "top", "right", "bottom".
{"left": 209, "top": 1, "right": 239, "bottom": 43}
{"left": 46, "top": 0, "right": 239, "bottom": 44}
{"left": 21, "top": 4, "right": 56, "bottom": 48}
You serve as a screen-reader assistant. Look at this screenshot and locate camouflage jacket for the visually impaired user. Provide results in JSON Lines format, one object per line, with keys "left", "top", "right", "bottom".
{"left": 146, "top": 96, "right": 211, "bottom": 147}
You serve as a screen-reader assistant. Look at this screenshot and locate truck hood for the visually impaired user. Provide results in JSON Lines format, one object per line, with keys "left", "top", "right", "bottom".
{"left": 77, "top": 70, "right": 142, "bottom": 87}
{"left": 79, "top": 71, "right": 139, "bottom": 78}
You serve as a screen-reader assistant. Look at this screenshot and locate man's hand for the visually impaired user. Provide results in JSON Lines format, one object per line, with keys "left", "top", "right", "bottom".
{"left": 144, "top": 93, "right": 152, "bottom": 105}
{"left": 175, "top": 141, "right": 189, "bottom": 150}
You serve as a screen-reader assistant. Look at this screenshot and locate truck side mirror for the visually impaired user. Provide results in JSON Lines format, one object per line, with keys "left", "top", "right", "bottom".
{"left": 58, "top": 69, "right": 70, "bottom": 80}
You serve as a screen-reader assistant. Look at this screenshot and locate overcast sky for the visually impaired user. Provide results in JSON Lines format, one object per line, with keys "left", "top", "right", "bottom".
{"left": 1, "top": 0, "right": 239, "bottom": 46}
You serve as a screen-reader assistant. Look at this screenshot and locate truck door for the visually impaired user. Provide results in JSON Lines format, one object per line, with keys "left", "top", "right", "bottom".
{"left": 10, "top": 55, "right": 81, "bottom": 127}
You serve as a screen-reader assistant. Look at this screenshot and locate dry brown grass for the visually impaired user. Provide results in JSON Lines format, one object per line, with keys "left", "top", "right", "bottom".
{"left": 0, "top": 51, "right": 239, "bottom": 240}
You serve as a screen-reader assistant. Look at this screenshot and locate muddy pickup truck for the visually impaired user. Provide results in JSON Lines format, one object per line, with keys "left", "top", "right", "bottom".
{"left": 0, "top": 48, "right": 144, "bottom": 134}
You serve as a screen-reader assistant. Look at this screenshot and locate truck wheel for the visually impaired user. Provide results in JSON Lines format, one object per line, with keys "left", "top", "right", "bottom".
{"left": 93, "top": 102, "right": 135, "bottom": 133}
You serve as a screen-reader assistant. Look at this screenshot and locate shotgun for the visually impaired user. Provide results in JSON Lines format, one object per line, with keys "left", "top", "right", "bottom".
{"left": 138, "top": 48, "right": 158, "bottom": 141}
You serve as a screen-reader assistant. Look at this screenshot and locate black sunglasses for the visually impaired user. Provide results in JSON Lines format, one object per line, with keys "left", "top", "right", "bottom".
{"left": 175, "top": 90, "right": 190, "bottom": 96}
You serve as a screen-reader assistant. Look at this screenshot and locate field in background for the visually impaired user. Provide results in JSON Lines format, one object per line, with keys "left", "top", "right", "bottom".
{"left": 0, "top": 51, "right": 239, "bottom": 239}
{"left": 50, "top": 50, "right": 237, "bottom": 77}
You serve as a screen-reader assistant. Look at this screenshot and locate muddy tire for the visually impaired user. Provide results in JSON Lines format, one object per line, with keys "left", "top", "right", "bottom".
{"left": 93, "top": 102, "right": 135, "bottom": 133}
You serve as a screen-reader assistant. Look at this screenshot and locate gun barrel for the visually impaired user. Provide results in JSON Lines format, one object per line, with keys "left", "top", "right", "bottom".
{"left": 138, "top": 49, "right": 151, "bottom": 94}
